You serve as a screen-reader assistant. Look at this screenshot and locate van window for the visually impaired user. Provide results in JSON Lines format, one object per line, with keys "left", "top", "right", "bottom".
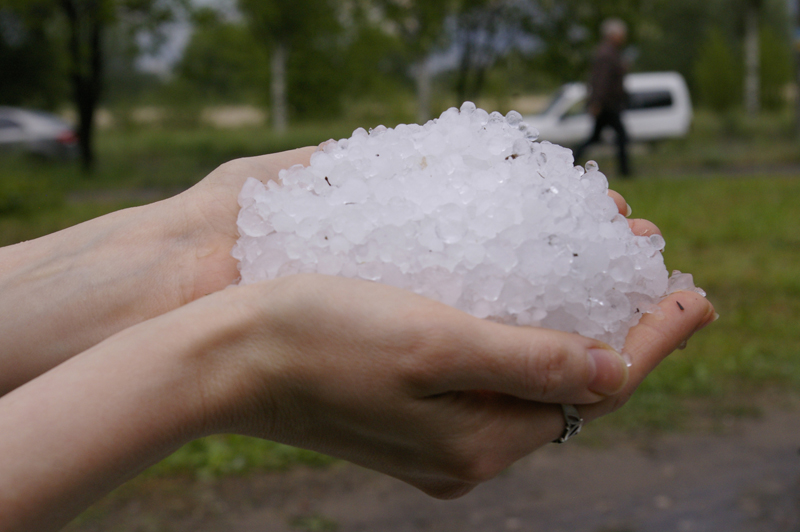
{"left": 628, "top": 90, "right": 673, "bottom": 110}
{"left": 541, "top": 87, "right": 567, "bottom": 116}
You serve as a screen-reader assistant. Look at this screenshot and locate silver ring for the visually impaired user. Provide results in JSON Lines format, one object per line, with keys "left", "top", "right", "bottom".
{"left": 553, "top": 404, "right": 583, "bottom": 444}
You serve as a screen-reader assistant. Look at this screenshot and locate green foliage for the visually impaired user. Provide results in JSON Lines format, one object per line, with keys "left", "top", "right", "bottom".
{"left": 0, "top": 0, "right": 186, "bottom": 168}
{"left": 340, "top": 22, "right": 409, "bottom": 98}
{"left": 289, "top": 514, "right": 340, "bottom": 532}
{"left": 759, "top": 25, "right": 793, "bottom": 110}
{"left": 0, "top": 9, "right": 67, "bottom": 108}
{"left": 238, "top": 0, "right": 346, "bottom": 119}
{"left": 285, "top": 39, "right": 348, "bottom": 119}
{"left": 376, "top": 0, "right": 459, "bottom": 60}
{"left": 526, "top": 0, "right": 646, "bottom": 83}
{"left": 634, "top": 0, "right": 713, "bottom": 83}
{"left": 693, "top": 28, "right": 742, "bottom": 112}
{"left": 528, "top": 0, "right": 793, "bottom": 107}
{"left": 146, "top": 435, "right": 335, "bottom": 479}
{"left": 0, "top": 156, "right": 64, "bottom": 216}
{"left": 174, "top": 9, "right": 269, "bottom": 104}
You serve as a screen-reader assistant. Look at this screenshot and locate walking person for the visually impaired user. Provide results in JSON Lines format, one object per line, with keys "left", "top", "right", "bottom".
{"left": 574, "top": 18, "right": 631, "bottom": 177}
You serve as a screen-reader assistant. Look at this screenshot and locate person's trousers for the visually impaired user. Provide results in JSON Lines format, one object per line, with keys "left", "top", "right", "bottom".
{"left": 573, "top": 109, "right": 630, "bottom": 177}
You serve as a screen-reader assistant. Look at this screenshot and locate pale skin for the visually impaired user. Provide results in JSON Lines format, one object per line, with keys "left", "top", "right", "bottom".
{"left": 0, "top": 148, "right": 715, "bottom": 531}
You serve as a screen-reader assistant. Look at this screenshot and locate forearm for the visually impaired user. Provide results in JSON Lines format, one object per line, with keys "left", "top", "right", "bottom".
{"left": 0, "top": 194, "right": 222, "bottom": 396}
{"left": 0, "top": 293, "right": 240, "bottom": 532}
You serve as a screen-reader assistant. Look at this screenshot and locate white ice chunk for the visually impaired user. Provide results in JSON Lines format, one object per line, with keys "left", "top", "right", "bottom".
{"left": 233, "top": 104, "right": 700, "bottom": 351}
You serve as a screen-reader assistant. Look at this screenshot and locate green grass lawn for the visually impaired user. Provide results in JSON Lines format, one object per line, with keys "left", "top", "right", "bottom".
{"left": 603, "top": 174, "right": 800, "bottom": 431}
{"left": 2, "top": 117, "right": 800, "bottom": 476}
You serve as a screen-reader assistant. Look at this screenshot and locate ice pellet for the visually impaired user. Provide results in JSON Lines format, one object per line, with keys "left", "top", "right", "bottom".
{"left": 233, "top": 104, "right": 703, "bottom": 351}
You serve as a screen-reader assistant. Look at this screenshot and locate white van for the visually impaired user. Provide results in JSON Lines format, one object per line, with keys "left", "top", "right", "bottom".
{"left": 522, "top": 72, "right": 693, "bottom": 146}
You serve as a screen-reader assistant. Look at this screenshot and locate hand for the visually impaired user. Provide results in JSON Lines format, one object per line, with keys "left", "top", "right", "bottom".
{"left": 191, "top": 184, "right": 691, "bottom": 500}
{"left": 193, "top": 273, "right": 714, "bottom": 500}
{"left": 608, "top": 189, "right": 661, "bottom": 236}
{"left": 173, "top": 147, "right": 316, "bottom": 301}
{"left": 0, "top": 148, "right": 315, "bottom": 396}
{"left": 0, "top": 143, "right": 652, "bottom": 398}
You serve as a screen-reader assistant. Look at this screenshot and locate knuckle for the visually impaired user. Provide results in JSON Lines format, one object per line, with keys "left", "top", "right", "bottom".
{"left": 523, "top": 343, "right": 571, "bottom": 399}
{"left": 395, "top": 314, "right": 461, "bottom": 386}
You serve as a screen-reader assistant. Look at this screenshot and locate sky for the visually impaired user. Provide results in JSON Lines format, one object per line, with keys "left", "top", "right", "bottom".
{"left": 136, "top": 0, "right": 239, "bottom": 75}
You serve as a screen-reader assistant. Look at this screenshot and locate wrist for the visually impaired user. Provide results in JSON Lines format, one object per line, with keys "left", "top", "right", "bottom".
{"left": 0, "top": 195, "right": 209, "bottom": 394}
{"left": 174, "top": 283, "right": 280, "bottom": 438}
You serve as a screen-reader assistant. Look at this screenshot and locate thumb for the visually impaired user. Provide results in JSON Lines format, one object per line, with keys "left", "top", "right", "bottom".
{"left": 419, "top": 316, "right": 630, "bottom": 405}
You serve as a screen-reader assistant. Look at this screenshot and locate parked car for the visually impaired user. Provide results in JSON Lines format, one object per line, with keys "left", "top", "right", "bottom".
{"left": 0, "top": 106, "right": 78, "bottom": 159}
{"left": 523, "top": 72, "right": 693, "bottom": 146}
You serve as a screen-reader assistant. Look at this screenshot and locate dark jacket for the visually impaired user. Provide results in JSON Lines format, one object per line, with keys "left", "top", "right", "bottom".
{"left": 587, "top": 41, "right": 627, "bottom": 113}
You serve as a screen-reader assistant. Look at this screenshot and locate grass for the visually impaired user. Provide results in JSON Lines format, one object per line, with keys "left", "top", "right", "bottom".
{"left": 2, "top": 110, "right": 800, "bottom": 475}
{"left": 596, "top": 173, "right": 800, "bottom": 433}
{"left": 585, "top": 109, "right": 800, "bottom": 179}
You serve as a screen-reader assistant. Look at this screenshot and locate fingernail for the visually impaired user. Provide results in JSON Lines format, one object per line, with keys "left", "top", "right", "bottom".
{"left": 587, "top": 348, "right": 629, "bottom": 395}
{"left": 625, "top": 203, "right": 632, "bottom": 217}
{"left": 695, "top": 308, "right": 719, "bottom": 333}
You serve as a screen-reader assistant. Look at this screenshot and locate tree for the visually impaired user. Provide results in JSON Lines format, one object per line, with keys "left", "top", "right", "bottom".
{"left": 175, "top": 8, "right": 269, "bottom": 104}
{"left": 0, "top": 9, "right": 67, "bottom": 108}
{"left": 694, "top": 28, "right": 741, "bottom": 112}
{"left": 0, "top": 0, "right": 182, "bottom": 170}
{"left": 449, "top": 0, "right": 541, "bottom": 104}
{"left": 238, "top": 0, "right": 343, "bottom": 131}
{"left": 522, "top": 0, "right": 646, "bottom": 83}
{"left": 742, "top": 0, "right": 762, "bottom": 115}
{"left": 376, "top": 0, "right": 459, "bottom": 122}
{"left": 759, "top": 24, "right": 794, "bottom": 110}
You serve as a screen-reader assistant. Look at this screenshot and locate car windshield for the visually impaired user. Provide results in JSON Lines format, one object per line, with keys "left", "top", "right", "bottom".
{"left": 539, "top": 87, "right": 567, "bottom": 116}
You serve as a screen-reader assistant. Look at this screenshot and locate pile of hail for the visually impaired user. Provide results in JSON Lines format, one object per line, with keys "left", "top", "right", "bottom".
{"left": 233, "top": 102, "right": 704, "bottom": 351}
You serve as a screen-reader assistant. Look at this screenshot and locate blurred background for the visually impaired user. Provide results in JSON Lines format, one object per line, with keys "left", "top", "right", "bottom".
{"left": 2, "top": 0, "right": 800, "bottom": 530}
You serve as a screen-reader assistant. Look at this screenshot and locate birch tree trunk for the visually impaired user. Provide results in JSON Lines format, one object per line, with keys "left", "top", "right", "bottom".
{"left": 270, "top": 42, "right": 288, "bottom": 133}
{"left": 744, "top": 4, "right": 760, "bottom": 115}
{"left": 415, "top": 60, "right": 432, "bottom": 125}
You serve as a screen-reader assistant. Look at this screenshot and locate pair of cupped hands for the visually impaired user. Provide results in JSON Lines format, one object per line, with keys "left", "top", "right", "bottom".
{"left": 167, "top": 146, "right": 715, "bottom": 498}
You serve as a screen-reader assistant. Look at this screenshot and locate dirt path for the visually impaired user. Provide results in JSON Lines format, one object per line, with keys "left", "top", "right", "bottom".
{"left": 68, "top": 405, "right": 800, "bottom": 532}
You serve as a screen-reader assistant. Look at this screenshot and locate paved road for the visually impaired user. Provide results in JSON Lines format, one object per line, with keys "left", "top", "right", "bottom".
{"left": 69, "top": 407, "right": 800, "bottom": 532}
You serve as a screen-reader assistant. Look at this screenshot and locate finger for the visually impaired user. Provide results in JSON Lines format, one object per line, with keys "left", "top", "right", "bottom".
{"left": 628, "top": 218, "right": 661, "bottom": 237}
{"left": 317, "top": 139, "right": 337, "bottom": 151}
{"left": 242, "top": 146, "right": 316, "bottom": 184}
{"left": 623, "top": 291, "right": 715, "bottom": 383}
{"left": 608, "top": 190, "right": 631, "bottom": 217}
{"left": 213, "top": 147, "right": 315, "bottom": 187}
{"left": 421, "top": 316, "right": 629, "bottom": 404}
{"left": 580, "top": 291, "right": 715, "bottom": 422}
